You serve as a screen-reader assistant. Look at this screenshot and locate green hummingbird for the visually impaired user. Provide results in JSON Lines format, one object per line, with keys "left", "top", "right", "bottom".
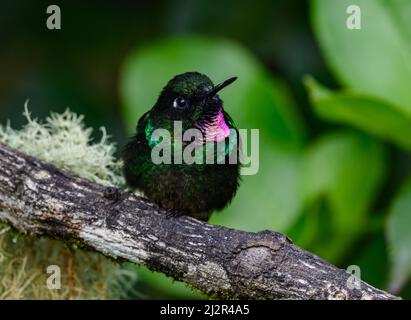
{"left": 123, "top": 72, "right": 241, "bottom": 221}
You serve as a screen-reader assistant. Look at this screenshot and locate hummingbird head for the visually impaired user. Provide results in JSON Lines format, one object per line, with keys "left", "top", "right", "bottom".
{"left": 151, "top": 72, "right": 237, "bottom": 132}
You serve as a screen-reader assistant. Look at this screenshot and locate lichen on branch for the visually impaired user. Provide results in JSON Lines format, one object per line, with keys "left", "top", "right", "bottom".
{"left": 0, "top": 104, "right": 132, "bottom": 299}
{"left": 0, "top": 101, "right": 124, "bottom": 187}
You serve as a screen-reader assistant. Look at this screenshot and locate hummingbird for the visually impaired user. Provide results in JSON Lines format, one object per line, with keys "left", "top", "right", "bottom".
{"left": 123, "top": 72, "right": 241, "bottom": 221}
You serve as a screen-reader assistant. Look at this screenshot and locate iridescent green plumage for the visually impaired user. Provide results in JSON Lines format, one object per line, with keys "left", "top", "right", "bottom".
{"left": 123, "top": 72, "right": 240, "bottom": 221}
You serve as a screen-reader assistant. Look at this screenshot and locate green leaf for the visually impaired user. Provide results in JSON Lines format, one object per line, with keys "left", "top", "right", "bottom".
{"left": 312, "top": 0, "right": 411, "bottom": 115}
{"left": 301, "top": 131, "right": 386, "bottom": 261}
{"left": 305, "top": 77, "right": 411, "bottom": 151}
{"left": 387, "top": 177, "right": 411, "bottom": 293}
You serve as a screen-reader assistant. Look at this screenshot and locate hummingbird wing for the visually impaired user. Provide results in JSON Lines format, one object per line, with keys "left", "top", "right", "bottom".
{"left": 136, "top": 110, "right": 151, "bottom": 136}
{"left": 122, "top": 110, "right": 152, "bottom": 189}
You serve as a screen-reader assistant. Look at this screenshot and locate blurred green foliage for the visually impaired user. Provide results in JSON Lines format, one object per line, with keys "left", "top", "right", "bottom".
{"left": 309, "top": 0, "right": 411, "bottom": 297}
{"left": 306, "top": 78, "right": 411, "bottom": 151}
{"left": 312, "top": 0, "right": 411, "bottom": 112}
{"left": 387, "top": 179, "right": 411, "bottom": 293}
{"left": 1, "top": 0, "right": 411, "bottom": 299}
{"left": 297, "top": 131, "right": 386, "bottom": 261}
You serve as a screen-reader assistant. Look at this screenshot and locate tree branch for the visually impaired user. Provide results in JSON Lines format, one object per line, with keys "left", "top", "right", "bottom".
{"left": 0, "top": 143, "right": 399, "bottom": 300}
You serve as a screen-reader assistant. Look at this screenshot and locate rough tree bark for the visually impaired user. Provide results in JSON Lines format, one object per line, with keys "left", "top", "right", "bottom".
{"left": 0, "top": 143, "right": 399, "bottom": 300}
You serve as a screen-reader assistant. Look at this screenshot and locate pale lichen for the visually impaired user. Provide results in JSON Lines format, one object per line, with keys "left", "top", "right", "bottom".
{"left": 0, "top": 104, "right": 135, "bottom": 299}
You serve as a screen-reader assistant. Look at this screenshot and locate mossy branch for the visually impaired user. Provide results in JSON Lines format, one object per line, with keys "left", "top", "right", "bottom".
{"left": 0, "top": 143, "right": 400, "bottom": 300}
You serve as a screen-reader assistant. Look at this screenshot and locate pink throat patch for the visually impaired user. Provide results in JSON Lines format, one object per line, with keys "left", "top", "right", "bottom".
{"left": 201, "top": 111, "right": 231, "bottom": 143}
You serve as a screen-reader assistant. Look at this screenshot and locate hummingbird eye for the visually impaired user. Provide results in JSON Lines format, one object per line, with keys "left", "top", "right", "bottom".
{"left": 173, "top": 97, "right": 188, "bottom": 109}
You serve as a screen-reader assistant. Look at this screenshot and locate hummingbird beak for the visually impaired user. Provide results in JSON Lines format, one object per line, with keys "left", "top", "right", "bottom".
{"left": 206, "top": 77, "right": 238, "bottom": 98}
